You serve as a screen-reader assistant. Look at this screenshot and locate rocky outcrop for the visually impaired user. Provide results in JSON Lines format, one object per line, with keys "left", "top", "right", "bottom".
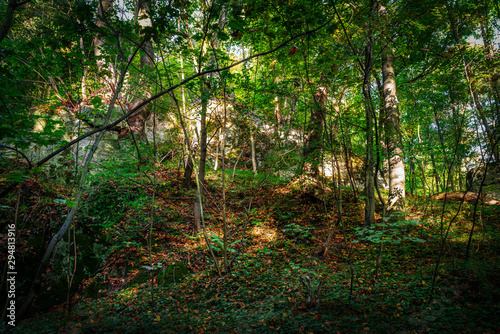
{"left": 24, "top": 104, "right": 175, "bottom": 185}
{"left": 466, "top": 163, "right": 500, "bottom": 200}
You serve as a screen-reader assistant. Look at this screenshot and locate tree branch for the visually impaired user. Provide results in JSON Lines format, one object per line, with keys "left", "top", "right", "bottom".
{"left": 0, "top": 0, "right": 32, "bottom": 45}
{"left": 0, "top": 144, "right": 33, "bottom": 168}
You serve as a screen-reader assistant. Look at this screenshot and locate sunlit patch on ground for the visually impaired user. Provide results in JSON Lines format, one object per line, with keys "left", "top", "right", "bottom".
{"left": 250, "top": 225, "right": 278, "bottom": 243}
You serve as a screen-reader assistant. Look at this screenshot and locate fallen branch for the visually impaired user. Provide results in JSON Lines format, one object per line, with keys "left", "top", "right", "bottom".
{"left": 432, "top": 191, "right": 500, "bottom": 205}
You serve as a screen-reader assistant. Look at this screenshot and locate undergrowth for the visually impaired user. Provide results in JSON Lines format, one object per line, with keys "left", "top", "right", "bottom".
{"left": 3, "top": 166, "right": 500, "bottom": 333}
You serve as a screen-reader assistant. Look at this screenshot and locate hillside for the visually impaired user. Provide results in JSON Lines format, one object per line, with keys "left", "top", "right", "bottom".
{"left": 3, "top": 165, "right": 499, "bottom": 333}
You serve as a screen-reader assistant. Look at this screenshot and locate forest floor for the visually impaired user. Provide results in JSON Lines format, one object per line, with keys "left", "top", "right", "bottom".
{"left": 5, "top": 164, "right": 500, "bottom": 333}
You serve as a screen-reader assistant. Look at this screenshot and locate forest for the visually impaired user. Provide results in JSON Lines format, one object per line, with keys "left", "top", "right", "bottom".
{"left": 1, "top": 0, "right": 500, "bottom": 332}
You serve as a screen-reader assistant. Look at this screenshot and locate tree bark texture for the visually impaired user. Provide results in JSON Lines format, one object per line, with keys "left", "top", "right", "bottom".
{"left": 363, "top": 43, "right": 375, "bottom": 228}
{"left": 382, "top": 52, "right": 405, "bottom": 216}
{"left": 183, "top": 153, "right": 194, "bottom": 189}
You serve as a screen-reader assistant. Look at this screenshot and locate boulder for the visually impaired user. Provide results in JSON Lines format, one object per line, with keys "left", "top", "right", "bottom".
{"left": 466, "top": 163, "right": 500, "bottom": 200}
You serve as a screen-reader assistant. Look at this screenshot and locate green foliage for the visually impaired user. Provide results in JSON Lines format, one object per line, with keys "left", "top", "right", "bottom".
{"left": 3, "top": 0, "right": 500, "bottom": 332}
{"left": 282, "top": 223, "right": 315, "bottom": 243}
{"left": 354, "top": 218, "right": 425, "bottom": 244}
{"left": 208, "top": 233, "right": 239, "bottom": 254}
{"left": 157, "top": 262, "right": 191, "bottom": 285}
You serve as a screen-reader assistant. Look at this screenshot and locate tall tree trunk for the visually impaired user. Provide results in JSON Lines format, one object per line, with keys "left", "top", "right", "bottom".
{"left": 79, "top": 35, "right": 88, "bottom": 101}
{"left": 417, "top": 124, "right": 427, "bottom": 197}
{"left": 178, "top": 39, "right": 194, "bottom": 188}
{"left": 379, "top": 3, "right": 405, "bottom": 218}
{"left": 242, "top": 44, "right": 258, "bottom": 175}
{"left": 194, "top": 83, "right": 208, "bottom": 234}
{"left": 429, "top": 151, "right": 440, "bottom": 193}
{"left": 432, "top": 100, "right": 449, "bottom": 191}
{"left": 183, "top": 152, "right": 194, "bottom": 189}
{"left": 126, "top": 0, "right": 154, "bottom": 139}
{"left": 340, "top": 122, "right": 359, "bottom": 195}
{"left": 214, "top": 127, "right": 220, "bottom": 171}
{"left": 250, "top": 124, "right": 257, "bottom": 175}
{"left": 409, "top": 156, "right": 415, "bottom": 195}
{"left": 273, "top": 93, "right": 281, "bottom": 135}
{"left": 192, "top": 3, "right": 226, "bottom": 233}
{"left": 363, "top": 43, "right": 376, "bottom": 228}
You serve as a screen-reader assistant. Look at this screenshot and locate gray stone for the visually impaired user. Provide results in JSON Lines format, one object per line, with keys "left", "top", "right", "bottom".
{"left": 467, "top": 163, "right": 500, "bottom": 200}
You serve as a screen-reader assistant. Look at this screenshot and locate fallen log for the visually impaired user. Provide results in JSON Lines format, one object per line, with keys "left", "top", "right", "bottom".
{"left": 432, "top": 191, "right": 500, "bottom": 205}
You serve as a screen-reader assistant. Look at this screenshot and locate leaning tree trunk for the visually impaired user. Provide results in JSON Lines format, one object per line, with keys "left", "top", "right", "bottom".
{"left": 18, "top": 63, "right": 128, "bottom": 321}
{"left": 0, "top": 0, "right": 24, "bottom": 46}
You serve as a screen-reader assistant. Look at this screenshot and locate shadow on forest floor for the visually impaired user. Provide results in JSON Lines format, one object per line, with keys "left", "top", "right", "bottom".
{"left": 3, "top": 167, "right": 500, "bottom": 333}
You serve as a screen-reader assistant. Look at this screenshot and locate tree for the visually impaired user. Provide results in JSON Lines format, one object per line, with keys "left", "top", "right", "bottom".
{"left": 303, "top": 86, "right": 327, "bottom": 176}
{"left": 448, "top": 1, "right": 499, "bottom": 161}
{"left": 5, "top": 0, "right": 500, "bottom": 326}
{"left": 379, "top": 3, "right": 405, "bottom": 218}
{"left": 0, "top": 0, "right": 32, "bottom": 45}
